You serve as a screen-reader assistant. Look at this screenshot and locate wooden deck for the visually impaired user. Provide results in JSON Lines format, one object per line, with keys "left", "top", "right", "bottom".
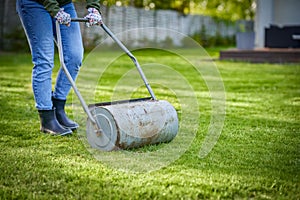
{"left": 220, "top": 48, "right": 300, "bottom": 63}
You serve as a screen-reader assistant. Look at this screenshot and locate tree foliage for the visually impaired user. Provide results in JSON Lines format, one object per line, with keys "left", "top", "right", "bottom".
{"left": 79, "top": 0, "right": 255, "bottom": 21}
{"left": 197, "top": 0, "right": 255, "bottom": 21}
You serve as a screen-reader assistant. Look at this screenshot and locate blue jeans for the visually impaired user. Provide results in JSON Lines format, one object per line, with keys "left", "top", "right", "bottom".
{"left": 16, "top": 0, "right": 84, "bottom": 110}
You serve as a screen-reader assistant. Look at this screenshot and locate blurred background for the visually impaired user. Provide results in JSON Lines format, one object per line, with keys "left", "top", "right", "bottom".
{"left": 0, "top": 0, "right": 299, "bottom": 56}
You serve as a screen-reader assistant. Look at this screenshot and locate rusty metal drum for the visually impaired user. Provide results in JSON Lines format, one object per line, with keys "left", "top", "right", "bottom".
{"left": 86, "top": 99, "right": 178, "bottom": 151}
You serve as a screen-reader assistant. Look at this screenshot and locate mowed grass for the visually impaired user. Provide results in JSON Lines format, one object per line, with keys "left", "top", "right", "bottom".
{"left": 0, "top": 49, "right": 299, "bottom": 199}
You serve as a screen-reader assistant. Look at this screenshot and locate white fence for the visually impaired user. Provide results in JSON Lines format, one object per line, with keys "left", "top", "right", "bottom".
{"left": 75, "top": 4, "right": 236, "bottom": 47}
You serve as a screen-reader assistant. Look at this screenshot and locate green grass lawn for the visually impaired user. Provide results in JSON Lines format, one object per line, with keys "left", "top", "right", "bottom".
{"left": 0, "top": 48, "right": 299, "bottom": 199}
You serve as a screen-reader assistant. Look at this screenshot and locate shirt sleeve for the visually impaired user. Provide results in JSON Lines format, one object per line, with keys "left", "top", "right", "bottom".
{"left": 40, "top": 0, "right": 61, "bottom": 17}
{"left": 86, "top": 0, "right": 101, "bottom": 13}
{"left": 39, "top": 0, "right": 101, "bottom": 17}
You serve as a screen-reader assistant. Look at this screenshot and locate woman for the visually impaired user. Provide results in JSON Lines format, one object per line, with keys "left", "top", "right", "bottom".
{"left": 16, "top": 0, "right": 102, "bottom": 136}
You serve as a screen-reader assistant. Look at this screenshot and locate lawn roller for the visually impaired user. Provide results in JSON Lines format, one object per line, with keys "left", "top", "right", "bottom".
{"left": 55, "top": 19, "right": 178, "bottom": 151}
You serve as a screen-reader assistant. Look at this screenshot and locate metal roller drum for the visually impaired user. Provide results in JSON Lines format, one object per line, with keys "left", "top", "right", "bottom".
{"left": 56, "top": 19, "right": 179, "bottom": 151}
{"left": 86, "top": 99, "right": 178, "bottom": 151}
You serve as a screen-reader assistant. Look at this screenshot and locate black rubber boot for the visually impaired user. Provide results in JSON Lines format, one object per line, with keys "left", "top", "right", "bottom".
{"left": 52, "top": 98, "right": 79, "bottom": 131}
{"left": 38, "top": 109, "right": 72, "bottom": 136}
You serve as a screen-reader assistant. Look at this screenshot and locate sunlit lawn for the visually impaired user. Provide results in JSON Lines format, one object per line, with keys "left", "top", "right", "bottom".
{"left": 0, "top": 48, "right": 299, "bottom": 199}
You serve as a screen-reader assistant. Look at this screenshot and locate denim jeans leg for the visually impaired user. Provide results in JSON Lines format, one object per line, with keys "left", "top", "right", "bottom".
{"left": 53, "top": 3, "right": 84, "bottom": 100}
{"left": 16, "top": 0, "right": 55, "bottom": 110}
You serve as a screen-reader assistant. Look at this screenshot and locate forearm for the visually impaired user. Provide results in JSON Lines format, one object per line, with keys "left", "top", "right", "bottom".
{"left": 37, "top": 0, "right": 101, "bottom": 17}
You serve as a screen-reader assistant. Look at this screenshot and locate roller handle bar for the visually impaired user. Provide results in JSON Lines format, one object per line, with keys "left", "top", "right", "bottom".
{"left": 71, "top": 18, "right": 89, "bottom": 22}
{"left": 71, "top": 18, "right": 157, "bottom": 100}
{"left": 55, "top": 21, "right": 104, "bottom": 136}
